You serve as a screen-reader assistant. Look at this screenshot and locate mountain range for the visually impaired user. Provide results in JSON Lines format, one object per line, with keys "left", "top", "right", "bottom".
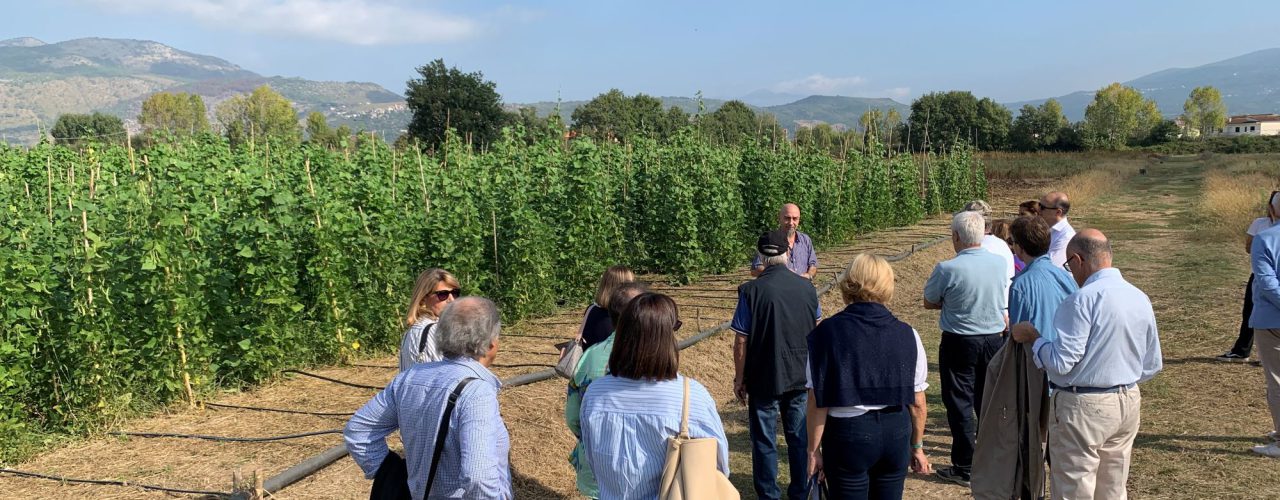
{"left": 2, "top": 37, "right": 1279, "bottom": 145}
{"left": 0, "top": 37, "right": 408, "bottom": 144}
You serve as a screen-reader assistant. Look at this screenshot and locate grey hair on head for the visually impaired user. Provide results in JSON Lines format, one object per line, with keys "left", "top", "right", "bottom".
{"left": 436, "top": 296, "right": 501, "bottom": 360}
{"left": 951, "top": 211, "right": 985, "bottom": 246}
{"left": 761, "top": 252, "right": 789, "bottom": 268}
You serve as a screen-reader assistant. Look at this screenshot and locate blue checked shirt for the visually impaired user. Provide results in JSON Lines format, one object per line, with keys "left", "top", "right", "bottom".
{"left": 344, "top": 358, "right": 511, "bottom": 499}
{"left": 580, "top": 374, "right": 730, "bottom": 499}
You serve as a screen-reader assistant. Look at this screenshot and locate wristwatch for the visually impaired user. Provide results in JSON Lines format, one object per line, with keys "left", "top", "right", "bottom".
{"left": 911, "top": 442, "right": 924, "bottom": 450}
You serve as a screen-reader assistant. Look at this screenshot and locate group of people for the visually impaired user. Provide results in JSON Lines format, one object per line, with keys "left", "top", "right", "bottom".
{"left": 335, "top": 189, "right": 1280, "bottom": 499}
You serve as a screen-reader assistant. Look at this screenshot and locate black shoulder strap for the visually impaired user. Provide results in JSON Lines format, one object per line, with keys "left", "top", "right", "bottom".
{"left": 424, "top": 377, "right": 478, "bottom": 498}
{"left": 417, "top": 322, "right": 433, "bottom": 357}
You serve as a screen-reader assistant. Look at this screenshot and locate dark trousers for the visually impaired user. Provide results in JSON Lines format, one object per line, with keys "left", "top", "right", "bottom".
{"left": 939, "top": 332, "right": 1003, "bottom": 475}
{"left": 822, "top": 408, "right": 911, "bottom": 500}
{"left": 1231, "top": 274, "right": 1256, "bottom": 357}
{"left": 749, "top": 389, "right": 809, "bottom": 500}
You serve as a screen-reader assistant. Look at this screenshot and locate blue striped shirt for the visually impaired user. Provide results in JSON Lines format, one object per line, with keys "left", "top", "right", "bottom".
{"left": 344, "top": 358, "right": 511, "bottom": 499}
{"left": 580, "top": 374, "right": 730, "bottom": 499}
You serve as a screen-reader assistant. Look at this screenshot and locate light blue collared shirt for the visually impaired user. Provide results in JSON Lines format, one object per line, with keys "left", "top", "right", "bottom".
{"left": 924, "top": 247, "right": 1009, "bottom": 335}
{"left": 1251, "top": 224, "right": 1280, "bottom": 329}
{"left": 1032, "top": 268, "right": 1162, "bottom": 388}
{"left": 1010, "top": 255, "right": 1078, "bottom": 343}
{"left": 580, "top": 374, "right": 730, "bottom": 500}
{"left": 344, "top": 358, "right": 511, "bottom": 500}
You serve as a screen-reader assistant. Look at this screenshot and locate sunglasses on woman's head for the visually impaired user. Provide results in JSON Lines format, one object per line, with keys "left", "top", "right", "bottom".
{"left": 432, "top": 289, "right": 461, "bottom": 301}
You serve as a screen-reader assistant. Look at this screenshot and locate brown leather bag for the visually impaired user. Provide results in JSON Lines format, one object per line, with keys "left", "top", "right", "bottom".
{"left": 658, "top": 377, "right": 740, "bottom": 500}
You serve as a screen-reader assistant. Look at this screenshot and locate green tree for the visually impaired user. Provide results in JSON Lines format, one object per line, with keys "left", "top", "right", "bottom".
{"left": 570, "top": 89, "right": 686, "bottom": 143}
{"left": 858, "top": 108, "right": 904, "bottom": 148}
{"left": 50, "top": 112, "right": 127, "bottom": 147}
{"left": 1010, "top": 99, "right": 1069, "bottom": 151}
{"left": 905, "top": 91, "right": 1009, "bottom": 152}
{"left": 138, "top": 92, "right": 209, "bottom": 137}
{"left": 507, "top": 106, "right": 566, "bottom": 143}
{"left": 215, "top": 85, "right": 301, "bottom": 147}
{"left": 699, "top": 100, "right": 758, "bottom": 145}
{"left": 1182, "top": 86, "right": 1227, "bottom": 138}
{"left": 305, "top": 111, "right": 347, "bottom": 149}
{"left": 404, "top": 59, "right": 507, "bottom": 150}
{"left": 1081, "top": 83, "right": 1161, "bottom": 149}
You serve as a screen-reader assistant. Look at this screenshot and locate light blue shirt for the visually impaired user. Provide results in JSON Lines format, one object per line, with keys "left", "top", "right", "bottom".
{"left": 344, "top": 358, "right": 511, "bottom": 500}
{"left": 1009, "top": 255, "right": 1078, "bottom": 343}
{"left": 1251, "top": 224, "right": 1280, "bottom": 329}
{"left": 580, "top": 374, "right": 730, "bottom": 500}
{"left": 1032, "top": 268, "right": 1163, "bottom": 388}
{"left": 924, "top": 247, "right": 1009, "bottom": 335}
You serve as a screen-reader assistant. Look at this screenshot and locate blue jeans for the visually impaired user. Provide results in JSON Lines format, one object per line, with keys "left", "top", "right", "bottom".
{"left": 749, "top": 389, "right": 809, "bottom": 500}
{"left": 823, "top": 408, "right": 911, "bottom": 500}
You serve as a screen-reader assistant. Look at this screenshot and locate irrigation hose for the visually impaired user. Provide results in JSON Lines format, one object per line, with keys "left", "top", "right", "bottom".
{"left": 201, "top": 401, "right": 354, "bottom": 417}
{"left": 282, "top": 369, "right": 384, "bottom": 390}
{"left": 0, "top": 468, "right": 231, "bottom": 497}
{"left": 113, "top": 429, "right": 341, "bottom": 443}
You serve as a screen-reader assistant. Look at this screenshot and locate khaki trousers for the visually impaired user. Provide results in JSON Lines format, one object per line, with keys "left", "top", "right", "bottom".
{"left": 1259, "top": 329, "right": 1280, "bottom": 433}
{"left": 1047, "top": 386, "right": 1141, "bottom": 500}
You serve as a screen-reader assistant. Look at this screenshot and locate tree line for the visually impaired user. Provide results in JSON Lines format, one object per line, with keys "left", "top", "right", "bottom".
{"left": 45, "top": 58, "right": 1237, "bottom": 156}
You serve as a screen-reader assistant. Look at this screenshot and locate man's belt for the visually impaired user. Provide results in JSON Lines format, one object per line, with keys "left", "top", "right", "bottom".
{"left": 1050, "top": 382, "right": 1135, "bottom": 394}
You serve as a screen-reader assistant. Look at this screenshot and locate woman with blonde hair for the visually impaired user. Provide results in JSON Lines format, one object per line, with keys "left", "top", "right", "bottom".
{"left": 806, "top": 254, "right": 930, "bottom": 499}
{"left": 398, "top": 268, "right": 461, "bottom": 372}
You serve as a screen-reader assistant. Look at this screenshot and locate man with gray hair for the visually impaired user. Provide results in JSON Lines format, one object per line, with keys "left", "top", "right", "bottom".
{"left": 924, "top": 211, "right": 1010, "bottom": 487}
{"left": 345, "top": 296, "right": 511, "bottom": 499}
{"left": 963, "top": 199, "right": 1016, "bottom": 300}
{"left": 1012, "top": 229, "right": 1162, "bottom": 498}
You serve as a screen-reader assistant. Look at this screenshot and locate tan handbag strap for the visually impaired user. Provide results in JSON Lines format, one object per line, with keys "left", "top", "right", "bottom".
{"left": 680, "top": 376, "right": 691, "bottom": 438}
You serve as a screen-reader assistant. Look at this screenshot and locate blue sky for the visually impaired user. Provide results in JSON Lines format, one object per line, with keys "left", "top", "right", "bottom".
{"left": 10, "top": 0, "right": 1280, "bottom": 104}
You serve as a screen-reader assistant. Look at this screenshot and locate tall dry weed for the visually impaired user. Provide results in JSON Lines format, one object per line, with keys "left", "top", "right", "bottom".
{"left": 1045, "top": 168, "right": 1130, "bottom": 217}
{"left": 1198, "top": 171, "right": 1275, "bottom": 244}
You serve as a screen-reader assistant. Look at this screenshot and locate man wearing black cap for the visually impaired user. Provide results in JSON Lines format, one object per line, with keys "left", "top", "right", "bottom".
{"left": 732, "top": 229, "right": 823, "bottom": 500}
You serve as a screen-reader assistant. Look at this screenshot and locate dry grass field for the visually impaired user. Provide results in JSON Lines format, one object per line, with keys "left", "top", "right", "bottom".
{"left": 5, "top": 155, "right": 1280, "bottom": 499}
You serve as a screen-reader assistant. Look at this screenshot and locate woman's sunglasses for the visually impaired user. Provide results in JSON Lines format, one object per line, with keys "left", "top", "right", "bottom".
{"left": 432, "top": 289, "right": 462, "bottom": 301}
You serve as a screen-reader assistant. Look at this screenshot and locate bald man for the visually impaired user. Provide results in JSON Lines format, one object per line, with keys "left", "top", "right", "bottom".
{"left": 751, "top": 203, "right": 818, "bottom": 280}
{"left": 1011, "top": 229, "right": 1162, "bottom": 500}
{"left": 1038, "top": 192, "right": 1076, "bottom": 267}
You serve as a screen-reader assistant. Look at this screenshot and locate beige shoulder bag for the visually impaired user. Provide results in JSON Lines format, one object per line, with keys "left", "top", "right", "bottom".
{"left": 658, "top": 377, "right": 740, "bottom": 500}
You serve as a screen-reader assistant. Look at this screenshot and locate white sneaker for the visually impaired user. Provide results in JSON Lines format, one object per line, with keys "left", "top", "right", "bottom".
{"left": 1252, "top": 442, "right": 1280, "bottom": 458}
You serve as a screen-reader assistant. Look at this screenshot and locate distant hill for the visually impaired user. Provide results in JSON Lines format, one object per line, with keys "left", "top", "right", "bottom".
{"left": 764, "top": 95, "right": 909, "bottom": 132}
{"left": 1006, "top": 48, "right": 1280, "bottom": 121}
{"left": 0, "top": 37, "right": 408, "bottom": 144}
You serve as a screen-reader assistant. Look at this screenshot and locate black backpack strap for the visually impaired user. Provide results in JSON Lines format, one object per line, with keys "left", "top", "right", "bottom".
{"left": 424, "top": 377, "right": 478, "bottom": 498}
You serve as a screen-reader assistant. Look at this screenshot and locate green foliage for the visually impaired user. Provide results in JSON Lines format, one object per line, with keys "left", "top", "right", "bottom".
{"left": 215, "top": 85, "right": 302, "bottom": 148}
{"left": 1010, "top": 99, "right": 1071, "bottom": 151}
{"left": 1182, "top": 86, "right": 1228, "bottom": 138}
{"left": 0, "top": 129, "right": 983, "bottom": 455}
{"left": 570, "top": 89, "right": 688, "bottom": 143}
{"left": 698, "top": 100, "right": 760, "bottom": 146}
{"left": 50, "top": 112, "right": 126, "bottom": 147}
{"left": 404, "top": 59, "right": 507, "bottom": 151}
{"left": 906, "top": 91, "right": 1011, "bottom": 152}
{"left": 138, "top": 92, "right": 209, "bottom": 138}
{"left": 1082, "top": 83, "right": 1162, "bottom": 150}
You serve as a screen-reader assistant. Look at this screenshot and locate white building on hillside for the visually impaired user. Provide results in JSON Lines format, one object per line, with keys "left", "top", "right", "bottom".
{"left": 1218, "top": 114, "right": 1280, "bottom": 136}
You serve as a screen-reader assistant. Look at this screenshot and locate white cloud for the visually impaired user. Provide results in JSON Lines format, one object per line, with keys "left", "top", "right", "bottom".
{"left": 772, "top": 74, "right": 867, "bottom": 94}
{"left": 79, "top": 0, "right": 478, "bottom": 45}
{"left": 882, "top": 87, "right": 911, "bottom": 99}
